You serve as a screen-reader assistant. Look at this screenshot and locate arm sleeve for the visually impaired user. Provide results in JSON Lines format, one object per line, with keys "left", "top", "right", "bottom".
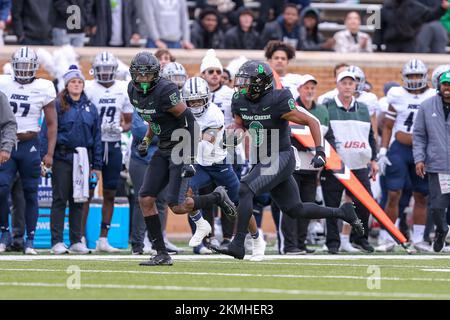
{"left": 91, "top": 104, "right": 103, "bottom": 170}
{"left": 368, "top": 124, "right": 377, "bottom": 161}
{"left": 0, "top": 92, "right": 17, "bottom": 153}
{"left": 0, "top": 0, "right": 11, "bottom": 22}
{"left": 412, "top": 106, "right": 427, "bottom": 164}
{"left": 160, "top": 82, "right": 182, "bottom": 111}
{"left": 11, "top": 0, "right": 24, "bottom": 38}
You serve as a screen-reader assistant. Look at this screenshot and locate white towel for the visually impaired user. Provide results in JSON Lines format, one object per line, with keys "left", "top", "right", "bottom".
{"left": 73, "top": 147, "right": 90, "bottom": 203}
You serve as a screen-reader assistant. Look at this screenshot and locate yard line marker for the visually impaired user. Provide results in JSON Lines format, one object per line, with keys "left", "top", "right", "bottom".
{"left": 421, "top": 269, "right": 450, "bottom": 273}
{"left": 0, "top": 281, "right": 448, "bottom": 299}
{"left": 0, "top": 268, "right": 449, "bottom": 283}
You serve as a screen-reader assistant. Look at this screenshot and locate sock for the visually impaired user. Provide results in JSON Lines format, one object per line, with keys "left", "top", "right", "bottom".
{"left": 340, "top": 233, "right": 350, "bottom": 245}
{"left": 412, "top": 224, "right": 425, "bottom": 244}
{"left": 193, "top": 193, "right": 220, "bottom": 211}
{"left": 189, "top": 211, "right": 203, "bottom": 223}
{"left": 144, "top": 215, "right": 166, "bottom": 253}
{"left": 251, "top": 230, "right": 259, "bottom": 239}
{"left": 285, "top": 202, "right": 341, "bottom": 220}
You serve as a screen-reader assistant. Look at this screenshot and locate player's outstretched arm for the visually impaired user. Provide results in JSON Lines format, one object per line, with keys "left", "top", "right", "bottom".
{"left": 43, "top": 101, "right": 57, "bottom": 168}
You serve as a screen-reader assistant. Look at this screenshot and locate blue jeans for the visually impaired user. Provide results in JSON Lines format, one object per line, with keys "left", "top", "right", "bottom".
{"left": 146, "top": 38, "right": 181, "bottom": 49}
{"left": 190, "top": 164, "right": 240, "bottom": 205}
{"left": 52, "top": 28, "right": 85, "bottom": 47}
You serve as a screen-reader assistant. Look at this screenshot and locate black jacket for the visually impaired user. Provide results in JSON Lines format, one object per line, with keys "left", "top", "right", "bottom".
{"left": 224, "top": 25, "right": 261, "bottom": 49}
{"left": 299, "top": 7, "right": 327, "bottom": 51}
{"left": 374, "top": 0, "right": 446, "bottom": 45}
{"left": 191, "top": 20, "right": 225, "bottom": 49}
{"left": 52, "top": 0, "right": 94, "bottom": 33}
{"left": 87, "top": 0, "right": 139, "bottom": 47}
{"left": 12, "top": 0, "right": 53, "bottom": 41}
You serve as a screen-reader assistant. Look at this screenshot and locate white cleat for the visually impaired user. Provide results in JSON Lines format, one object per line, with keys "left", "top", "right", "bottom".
{"left": 375, "top": 241, "right": 396, "bottom": 252}
{"left": 51, "top": 242, "right": 69, "bottom": 255}
{"left": 24, "top": 247, "right": 38, "bottom": 255}
{"left": 339, "top": 242, "right": 361, "bottom": 253}
{"left": 0, "top": 243, "right": 6, "bottom": 253}
{"left": 442, "top": 245, "right": 450, "bottom": 253}
{"left": 250, "top": 234, "right": 266, "bottom": 262}
{"left": 81, "top": 236, "right": 87, "bottom": 245}
{"left": 96, "top": 237, "right": 120, "bottom": 253}
{"left": 69, "top": 242, "right": 91, "bottom": 254}
{"left": 189, "top": 219, "right": 212, "bottom": 247}
{"left": 413, "top": 241, "right": 433, "bottom": 253}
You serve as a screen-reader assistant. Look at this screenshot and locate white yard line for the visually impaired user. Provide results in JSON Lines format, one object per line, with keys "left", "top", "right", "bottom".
{"left": 0, "top": 281, "right": 448, "bottom": 299}
{"left": 1, "top": 267, "right": 450, "bottom": 283}
{"left": 0, "top": 254, "right": 449, "bottom": 261}
{"left": 421, "top": 269, "right": 450, "bottom": 273}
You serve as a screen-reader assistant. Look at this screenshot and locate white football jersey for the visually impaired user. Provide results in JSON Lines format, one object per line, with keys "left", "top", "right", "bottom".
{"left": 84, "top": 80, "right": 134, "bottom": 142}
{"left": 195, "top": 102, "right": 227, "bottom": 166}
{"left": 387, "top": 86, "right": 436, "bottom": 135}
{"left": 211, "top": 85, "right": 234, "bottom": 126}
{"left": 281, "top": 73, "right": 303, "bottom": 101}
{"left": 356, "top": 91, "right": 378, "bottom": 116}
{"left": 0, "top": 75, "right": 56, "bottom": 134}
{"left": 317, "top": 88, "right": 338, "bottom": 105}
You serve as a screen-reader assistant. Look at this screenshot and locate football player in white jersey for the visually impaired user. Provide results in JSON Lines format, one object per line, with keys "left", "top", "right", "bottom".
{"left": 161, "top": 62, "right": 187, "bottom": 90}
{"left": 182, "top": 77, "right": 266, "bottom": 261}
{"left": 82, "top": 52, "right": 133, "bottom": 252}
{"left": 377, "top": 59, "right": 436, "bottom": 252}
{"left": 0, "top": 47, "right": 57, "bottom": 255}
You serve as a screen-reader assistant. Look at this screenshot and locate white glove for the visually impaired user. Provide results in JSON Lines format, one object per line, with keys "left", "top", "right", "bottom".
{"left": 110, "top": 124, "right": 123, "bottom": 135}
{"left": 101, "top": 122, "right": 122, "bottom": 135}
{"left": 377, "top": 147, "right": 392, "bottom": 176}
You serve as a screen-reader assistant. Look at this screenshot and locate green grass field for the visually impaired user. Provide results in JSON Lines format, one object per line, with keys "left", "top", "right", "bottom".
{"left": 0, "top": 250, "right": 449, "bottom": 300}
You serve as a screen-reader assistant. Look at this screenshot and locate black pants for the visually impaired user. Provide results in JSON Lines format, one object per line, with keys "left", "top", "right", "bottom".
{"left": 50, "top": 159, "right": 83, "bottom": 246}
{"left": 11, "top": 173, "right": 26, "bottom": 241}
{"left": 321, "top": 168, "right": 372, "bottom": 249}
{"left": 428, "top": 172, "right": 450, "bottom": 235}
{"left": 280, "top": 171, "right": 317, "bottom": 253}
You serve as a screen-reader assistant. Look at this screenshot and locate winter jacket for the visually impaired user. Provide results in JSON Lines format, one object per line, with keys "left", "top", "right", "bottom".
{"left": 0, "top": 91, "right": 17, "bottom": 154}
{"left": 40, "top": 92, "right": 102, "bottom": 170}
{"left": 224, "top": 25, "right": 261, "bottom": 49}
{"left": 52, "top": 0, "right": 95, "bottom": 34}
{"left": 87, "top": 0, "right": 112, "bottom": 46}
{"left": 260, "top": 16, "right": 302, "bottom": 50}
{"left": 191, "top": 20, "right": 225, "bottom": 49}
{"left": 12, "top": 0, "right": 53, "bottom": 41}
{"left": 299, "top": 6, "right": 327, "bottom": 51}
{"left": 413, "top": 95, "right": 450, "bottom": 174}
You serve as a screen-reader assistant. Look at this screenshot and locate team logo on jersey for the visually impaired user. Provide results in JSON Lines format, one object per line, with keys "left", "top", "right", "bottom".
{"left": 150, "top": 122, "right": 161, "bottom": 135}
{"left": 249, "top": 121, "right": 264, "bottom": 146}
{"left": 169, "top": 92, "right": 180, "bottom": 106}
{"left": 241, "top": 114, "right": 271, "bottom": 121}
{"left": 288, "top": 98, "right": 296, "bottom": 110}
{"left": 11, "top": 94, "right": 29, "bottom": 101}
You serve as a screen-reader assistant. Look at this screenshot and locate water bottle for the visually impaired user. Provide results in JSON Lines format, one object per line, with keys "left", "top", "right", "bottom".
{"left": 89, "top": 172, "right": 98, "bottom": 190}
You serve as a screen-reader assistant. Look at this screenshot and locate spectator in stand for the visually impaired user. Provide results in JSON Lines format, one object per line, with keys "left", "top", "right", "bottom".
{"left": 221, "top": 68, "right": 233, "bottom": 87}
{"left": 256, "top": 0, "right": 285, "bottom": 32}
{"left": 416, "top": 0, "right": 448, "bottom": 53}
{"left": 155, "top": 49, "right": 176, "bottom": 69}
{"left": 374, "top": 0, "right": 450, "bottom": 53}
{"left": 52, "top": 0, "right": 94, "bottom": 47}
{"left": 333, "top": 11, "right": 372, "bottom": 53}
{"left": 88, "top": 0, "right": 140, "bottom": 47}
{"left": 261, "top": 3, "right": 302, "bottom": 50}
{"left": 141, "top": 0, "right": 193, "bottom": 49}
{"left": 194, "top": 0, "right": 243, "bottom": 31}
{"left": 191, "top": 7, "right": 225, "bottom": 49}
{"left": 0, "top": 1, "right": 11, "bottom": 46}
{"left": 224, "top": 7, "right": 261, "bottom": 49}
{"left": 12, "top": 0, "right": 53, "bottom": 45}
{"left": 299, "top": 6, "right": 334, "bottom": 51}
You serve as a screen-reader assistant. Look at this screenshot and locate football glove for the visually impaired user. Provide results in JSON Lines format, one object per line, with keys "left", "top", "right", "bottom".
{"left": 311, "top": 146, "right": 326, "bottom": 168}
{"left": 137, "top": 137, "right": 150, "bottom": 157}
{"left": 377, "top": 147, "right": 391, "bottom": 176}
{"left": 181, "top": 163, "right": 196, "bottom": 178}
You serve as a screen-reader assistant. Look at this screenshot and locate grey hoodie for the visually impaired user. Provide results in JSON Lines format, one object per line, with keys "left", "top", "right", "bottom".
{"left": 140, "top": 0, "right": 190, "bottom": 42}
{"left": 413, "top": 94, "right": 450, "bottom": 174}
{"left": 0, "top": 91, "right": 17, "bottom": 153}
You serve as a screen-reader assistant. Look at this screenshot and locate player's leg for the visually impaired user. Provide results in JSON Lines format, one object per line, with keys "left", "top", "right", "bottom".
{"left": 0, "top": 154, "right": 17, "bottom": 252}
{"left": 295, "top": 172, "right": 317, "bottom": 254}
{"left": 97, "top": 141, "right": 122, "bottom": 252}
{"left": 16, "top": 138, "right": 41, "bottom": 254}
{"left": 138, "top": 150, "right": 171, "bottom": 266}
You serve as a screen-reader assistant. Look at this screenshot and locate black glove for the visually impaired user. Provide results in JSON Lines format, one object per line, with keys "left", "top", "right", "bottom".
{"left": 181, "top": 163, "right": 196, "bottom": 178}
{"left": 137, "top": 138, "right": 150, "bottom": 157}
{"left": 311, "top": 146, "right": 326, "bottom": 168}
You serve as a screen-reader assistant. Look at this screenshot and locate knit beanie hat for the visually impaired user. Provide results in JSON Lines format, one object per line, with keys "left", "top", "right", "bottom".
{"left": 200, "top": 49, "right": 223, "bottom": 73}
{"left": 63, "top": 65, "right": 85, "bottom": 86}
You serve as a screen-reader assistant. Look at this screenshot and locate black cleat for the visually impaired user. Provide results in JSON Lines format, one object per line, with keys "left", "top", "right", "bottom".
{"left": 353, "top": 239, "right": 374, "bottom": 253}
{"left": 339, "top": 203, "right": 365, "bottom": 236}
{"left": 214, "top": 186, "right": 237, "bottom": 219}
{"left": 211, "top": 241, "right": 245, "bottom": 260}
{"left": 433, "top": 230, "right": 448, "bottom": 253}
{"left": 139, "top": 252, "right": 173, "bottom": 266}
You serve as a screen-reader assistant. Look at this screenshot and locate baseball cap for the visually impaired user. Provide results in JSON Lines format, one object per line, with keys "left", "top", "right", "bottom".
{"left": 297, "top": 74, "right": 317, "bottom": 87}
{"left": 336, "top": 70, "right": 356, "bottom": 83}
{"left": 439, "top": 70, "right": 450, "bottom": 84}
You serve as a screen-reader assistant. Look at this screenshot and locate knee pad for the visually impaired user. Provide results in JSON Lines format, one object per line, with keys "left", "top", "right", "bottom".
{"left": 282, "top": 203, "right": 304, "bottom": 219}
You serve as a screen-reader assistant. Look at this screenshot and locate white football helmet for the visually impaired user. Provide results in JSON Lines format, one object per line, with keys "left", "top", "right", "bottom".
{"left": 92, "top": 51, "right": 118, "bottom": 84}
{"left": 402, "top": 59, "right": 428, "bottom": 90}
{"left": 161, "top": 62, "right": 187, "bottom": 89}
{"left": 347, "top": 65, "right": 365, "bottom": 93}
{"left": 11, "top": 46, "right": 39, "bottom": 84}
{"left": 181, "top": 77, "right": 210, "bottom": 117}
